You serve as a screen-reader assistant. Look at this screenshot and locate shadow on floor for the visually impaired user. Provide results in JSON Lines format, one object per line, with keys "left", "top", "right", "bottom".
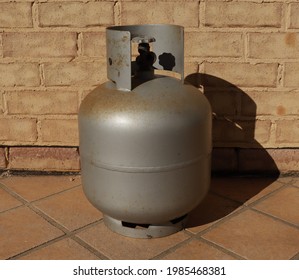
{"left": 184, "top": 73, "right": 280, "bottom": 229}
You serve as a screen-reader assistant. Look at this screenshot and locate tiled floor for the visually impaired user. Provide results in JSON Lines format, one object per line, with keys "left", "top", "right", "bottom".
{"left": 0, "top": 174, "right": 299, "bottom": 260}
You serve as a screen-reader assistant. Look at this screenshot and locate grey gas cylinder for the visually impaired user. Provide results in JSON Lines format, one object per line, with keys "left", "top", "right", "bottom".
{"left": 78, "top": 24, "right": 212, "bottom": 238}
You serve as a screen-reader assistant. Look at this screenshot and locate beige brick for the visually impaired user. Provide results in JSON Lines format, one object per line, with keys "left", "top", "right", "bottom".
{"left": 285, "top": 63, "right": 299, "bottom": 87}
{"left": 204, "top": 88, "right": 238, "bottom": 116}
{"left": 239, "top": 149, "right": 299, "bottom": 173}
{"left": 185, "top": 32, "right": 243, "bottom": 58}
{"left": 249, "top": 33, "right": 299, "bottom": 59}
{"left": 184, "top": 62, "right": 198, "bottom": 78}
{"left": 205, "top": 2, "right": 282, "bottom": 28}
{"left": 40, "top": 119, "right": 78, "bottom": 145}
{"left": 39, "top": 2, "right": 114, "bottom": 27}
{"left": 238, "top": 149, "right": 280, "bottom": 173}
{"left": 213, "top": 120, "right": 271, "bottom": 145}
{"left": 82, "top": 32, "right": 106, "bottom": 57}
{"left": 269, "top": 149, "right": 299, "bottom": 173}
{"left": 276, "top": 120, "right": 299, "bottom": 144}
{"left": 121, "top": 1, "right": 199, "bottom": 27}
{"left": 203, "top": 62, "right": 278, "bottom": 87}
{"left": 254, "top": 120, "right": 272, "bottom": 144}
{"left": 242, "top": 91, "right": 299, "bottom": 116}
{"left": 9, "top": 147, "right": 80, "bottom": 171}
{"left": 0, "top": 3, "right": 32, "bottom": 27}
{"left": 44, "top": 62, "right": 106, "bottom": 86}
{"left": 289, "top": 3, "right": 299, "bottom": 29}
{"left": 0, "top": 147, "right": 6, "bottom": 169}
{"left": 3, "top": 33, "right": 77, "bottom": 58}
{"left": 6, "top": 91, "right": 79, "bottom": 115}
{"left": 0, "top": 63, "right": 40, "bottom": 87}
{"left": 0, "top": 118, "right": 37, "bottom": 142}
{"left": 212, "top": 148, "right": 237, "bottom": 172}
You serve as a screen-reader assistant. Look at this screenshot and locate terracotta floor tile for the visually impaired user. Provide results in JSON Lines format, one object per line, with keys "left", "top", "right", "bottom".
{"left": 76, "top": 222, "right": 189, "bottom": 260}
{"left": 0, "top": 184, "right": 23, "bottom": 212}
{"left": 33, "top": 186, "right": 102, "bottom": 231}
{"left": 1, "top": 175, "right": 297, "bottom": 260}
{"left": 0, "top": 176, "right": 81, "bottom": 202}
{"left": 0, "top": 206, "right": 63, "bottom": 259}
{"left": 253, "top": 187, "right": 299, "bottom": 226}
{"left": 186, "top": 192, "right": 242, "bottom": 234}
{"left": 18, "top": 238, "right": 100, "bottom": 260}
{"left": 210, "top": 177, "right": 283, "bottom": 205}
{"left": 162, "top": 239, "right": 236, "bottom": 260}
{"left": 202, "top": 209, "right": 299, "bottom": 260}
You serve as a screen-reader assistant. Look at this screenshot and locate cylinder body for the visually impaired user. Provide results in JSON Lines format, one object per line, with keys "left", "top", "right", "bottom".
{"left": 79, "top": 76, "right": 212, "bottom": 225}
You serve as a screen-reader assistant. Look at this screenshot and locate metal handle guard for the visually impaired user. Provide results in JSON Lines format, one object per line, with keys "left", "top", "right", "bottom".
{"left": 106, "top": 24, "right": 184, "bottom": 91}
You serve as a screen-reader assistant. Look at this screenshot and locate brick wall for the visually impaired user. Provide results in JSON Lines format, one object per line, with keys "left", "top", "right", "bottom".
{"left": 0, "top": 0, "right": 298, "bottom": 174}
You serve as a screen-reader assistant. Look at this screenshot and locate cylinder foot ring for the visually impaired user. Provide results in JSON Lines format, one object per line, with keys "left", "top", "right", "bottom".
{"left": 103, "top": 214, "right": 188, "bottom": 238}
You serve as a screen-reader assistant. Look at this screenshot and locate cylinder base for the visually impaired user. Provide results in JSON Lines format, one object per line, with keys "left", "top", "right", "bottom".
{"left": 103, "top": 214, "right": 188, "bottom": 239}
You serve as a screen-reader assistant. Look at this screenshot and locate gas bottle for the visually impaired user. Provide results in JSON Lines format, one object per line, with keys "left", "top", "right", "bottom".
{"left": 78, "top": 24, "right": 212, "bottom": 238}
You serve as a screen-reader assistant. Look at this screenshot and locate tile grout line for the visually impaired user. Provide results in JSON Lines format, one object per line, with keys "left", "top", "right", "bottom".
{"left": 243, "top": 182, "right": 291, "bottom": 207}
{"left": 289, "top": 182, "right": 299, "bottom": 189}
{"left": 155, "top": 179, "right": 299, "bottom": 260}
{"left": 2, "top": 176, "right": 298, "bottom": 260}
{"left": 208, "top": 189, "right": 245, "bottom": 205}
{"left": 0, "top": 181, "right": 109, "bottom": 260}
{"left": 71, "top": 235, "right": 110, "bottom": 260}
{"left": 160, "top": 190, "right": 260, "bottom": 257}
{"left": 29, "top": 204, "right": 76, "bottom": 233}
{"left": 0, "top": 179, "right": 83, "bottom": 204}
{"left": 9, "top": 218, "right": 105, "bottom": 260}
{"left": 193, "top": 205, "right": 249, "bottom": 238}
{"left": 151, "top": 232, "right": 246, "bottom": 260}
{"left": 199, "top": 236, "right": 248, "bottom": 260}
{"left": 249, "top": 207, "right": 299, "bottom": 230}
{"left": 244, "top": 182, "right": 299, "bottom": 230}
{"left": 210, "top": 179, "right": 290, "bottom": 210}
{"left": 150, "top": 236, "right": 194, "bottom": 260}
{"left": 27, "top": 203, "right": 105, "bottom": 242}
{"left": 0, "top": 203, "right": 25, "bottom": 215}
{"left": 152, "top": 206, "right": 249, "bottom": 260}
{"left": 209, "top": 177, "right": 288, "bottom": 205}
{"left": 195, "top": 236, "right": 246, "bottom": 260}
{"left": 8, "top": 235, "right": 69, "bottom": 260}
{"left": 0, "top": 181, "right": 83, "bottom": 214}
{"left": 0, "top": 183, "right": 29, "bottom": 205}
{"left": 16, "top": 204, "right": 72, "bottom": 258}
{"left": 193, "top": 188, "right": 299, "bottom": 242}
{"left": 0, "top": 177, "right": 115, "bottom": 260}
{"left": 29, "top": 183, "right": 83, "bottom": 203}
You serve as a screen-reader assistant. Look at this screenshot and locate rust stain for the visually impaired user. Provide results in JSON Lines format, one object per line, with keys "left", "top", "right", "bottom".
{"left": 122, "top": 35, "right": 129, "bottom": 42}
{"left": 285, "top": 33, "right": 297, "bottom": 47}
{"left": 276, "top": 105, "right": 286, "bottom": 115}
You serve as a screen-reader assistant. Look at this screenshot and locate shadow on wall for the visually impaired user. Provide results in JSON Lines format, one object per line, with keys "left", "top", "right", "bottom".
{"left": 184, "top": 73, "right": 280, "bottom": 229}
